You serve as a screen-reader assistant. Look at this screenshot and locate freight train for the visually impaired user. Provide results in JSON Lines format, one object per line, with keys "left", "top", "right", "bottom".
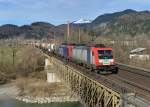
{"left": 38, "top": 43, "right": 118, "bottom": 74}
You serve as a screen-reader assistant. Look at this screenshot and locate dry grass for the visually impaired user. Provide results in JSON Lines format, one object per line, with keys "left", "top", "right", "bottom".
{"left": 0, "top": 41, "right": 45, "bottom": 84}
{"left": 129, "top": 59, "right": 150, "bottom": 69}
{"left": 16, "top": 74, "right": 66, "bottom": 97}
{"left": 112, "top": 37, "right": 150, "bottom": 69}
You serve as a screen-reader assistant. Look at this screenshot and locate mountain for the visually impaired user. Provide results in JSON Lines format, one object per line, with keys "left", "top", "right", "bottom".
{"left": 25, "top": 22, "right": 55, "bottom": 39}
{"left": 92, "top": 9, "right": 137, "bottom": 25}
{"left": 56, "top": 9, "right": 150, "bottom": 39}
{"left": 0, "top": 24, "right": 20, "bottom": 39}
{"left": 1, "top": 9, "right": 150, "bottom": 39}
{"left": 91, "top": 9, "right": 150, "bottom": 37}
{"left": 0, "top": 22, "right": 64, "bottom": 39}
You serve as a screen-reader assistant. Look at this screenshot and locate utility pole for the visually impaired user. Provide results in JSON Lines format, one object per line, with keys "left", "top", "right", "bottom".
{"left": 78, "top": 24, "right": 81, "bottom": 43}
{"left": 67, "top": 20, "right": 70, "bottom": 43}
{"left": 10, "top": 39, "right": 17, "bottom": 72}
{"left": 54, "top": 31, "right": 56, "bottom": 44}
{"left": 0, "top": 40, "right": 4, "bottom": 66}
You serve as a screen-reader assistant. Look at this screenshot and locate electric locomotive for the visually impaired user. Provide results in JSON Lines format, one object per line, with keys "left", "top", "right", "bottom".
{"left": 58, "top": 43, "right": 118, "bottom": 74}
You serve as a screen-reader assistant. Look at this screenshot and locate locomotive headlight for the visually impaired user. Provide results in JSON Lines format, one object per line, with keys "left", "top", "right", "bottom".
{"left": 110, "top": 59, "right": 114, "bottom": 64}
{"left": 99, "top": 60, "right": 103, "bottom": 63}
{"left": 99, "top": 60, "right": 103, "bottom": 65}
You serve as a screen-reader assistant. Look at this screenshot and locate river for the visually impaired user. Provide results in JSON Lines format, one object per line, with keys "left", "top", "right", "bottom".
{"left": 0, "top": 98, "right": 84, "bottom": 107}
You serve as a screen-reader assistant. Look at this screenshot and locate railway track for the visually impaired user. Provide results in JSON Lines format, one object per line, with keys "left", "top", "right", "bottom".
{"left": 115, "top": 63, "right": 150, "bottom": 100}
{"left": 117, "top": 63, "right": 150, "bottom": 78}
{"left": 93, "top": 64, "right": 150, "bottom": 101}
{"left": 63, "top": 56, "right": 150, "bottom": 101}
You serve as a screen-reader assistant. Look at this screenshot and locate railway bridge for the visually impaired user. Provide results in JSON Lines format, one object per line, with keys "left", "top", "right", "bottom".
{"left": 43, "top": 52, "right": 150, "bottom": 107}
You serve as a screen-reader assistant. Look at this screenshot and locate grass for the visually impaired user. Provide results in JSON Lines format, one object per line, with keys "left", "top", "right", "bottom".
{"left": 16, "top": 76, "right": 67, "bottom": 97}
{"left": 0, "top": 40, "right": 45, "bottom": 84}
{"left": 0, "top": 40, "right": 56, "bottom": 97}
{"left": 110, "top": 38, "right": 150, "bottom": 69}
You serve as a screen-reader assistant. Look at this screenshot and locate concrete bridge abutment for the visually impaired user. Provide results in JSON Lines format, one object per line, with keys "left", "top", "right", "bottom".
{"left": 45, "top": 58, "right": 61, "bottom": 83}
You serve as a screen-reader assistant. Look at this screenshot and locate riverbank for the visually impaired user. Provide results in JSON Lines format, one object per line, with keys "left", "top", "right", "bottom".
{"left": 0, "top": 82, "right": 18, "bottom": 99}
{"left": 0, "top": 98, "right": 83, "bottom": 107}
{"left": 15, "top": 75, "right": 79, "bottom": 104}
{"left": 15, "top": 84, "right": 79, "bottom": 104}
{"left": 16, "top": 95, "right": 78, "bottom": 104}
{"left": 0, "top": 81, "right": 79, "bottom": 104}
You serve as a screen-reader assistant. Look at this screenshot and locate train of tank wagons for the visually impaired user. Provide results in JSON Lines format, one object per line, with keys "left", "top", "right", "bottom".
{"left": 36, "top": 42, "right": 118, "bottom": 74}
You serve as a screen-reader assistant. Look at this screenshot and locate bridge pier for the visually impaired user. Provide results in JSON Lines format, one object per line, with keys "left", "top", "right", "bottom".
{"left": 121, "top": 93, "right": 150, "bottom": 107}
{"left": 45, "top": 58, "right": 61, "bottom": 83}
{"left": 121, "top": 93, "right": 136, "bottom": 107}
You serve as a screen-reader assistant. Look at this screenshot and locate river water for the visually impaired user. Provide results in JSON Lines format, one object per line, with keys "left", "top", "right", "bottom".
{"left": 0, "top": 98, "right": 84, "bottom": 107}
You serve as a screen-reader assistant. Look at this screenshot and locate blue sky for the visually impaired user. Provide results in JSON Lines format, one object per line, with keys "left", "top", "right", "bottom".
{"left": 0, "top": 0, "right": 150, "bottom": 26}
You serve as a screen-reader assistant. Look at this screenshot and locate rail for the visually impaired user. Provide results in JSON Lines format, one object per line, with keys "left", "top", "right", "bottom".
{"left": 116, "top": 62, "right": 150, "bottom": 78}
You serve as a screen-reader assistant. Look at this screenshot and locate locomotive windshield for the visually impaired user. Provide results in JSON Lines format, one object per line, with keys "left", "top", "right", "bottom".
{"left": 98, "top": 50, "right": 113, "bottom": 59}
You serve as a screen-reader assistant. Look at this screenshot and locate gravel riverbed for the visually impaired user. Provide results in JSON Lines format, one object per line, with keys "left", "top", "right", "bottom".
{"left": 0, "top": 82, "right": 79, "bottom": 104}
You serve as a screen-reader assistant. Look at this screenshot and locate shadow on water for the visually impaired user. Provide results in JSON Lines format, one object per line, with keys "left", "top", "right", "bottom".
{"left": 0, "top": 98, "right": 84, "bottom": 107}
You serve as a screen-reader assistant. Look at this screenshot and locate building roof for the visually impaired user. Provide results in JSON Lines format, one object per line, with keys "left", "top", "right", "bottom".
{"left": 130, "top": 48, "right": 146, "bottom": 54}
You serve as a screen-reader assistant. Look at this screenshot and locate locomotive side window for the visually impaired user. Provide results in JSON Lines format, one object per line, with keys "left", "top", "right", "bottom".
{"left": 98, "top": 50, "right": 113, "bottom": 59}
